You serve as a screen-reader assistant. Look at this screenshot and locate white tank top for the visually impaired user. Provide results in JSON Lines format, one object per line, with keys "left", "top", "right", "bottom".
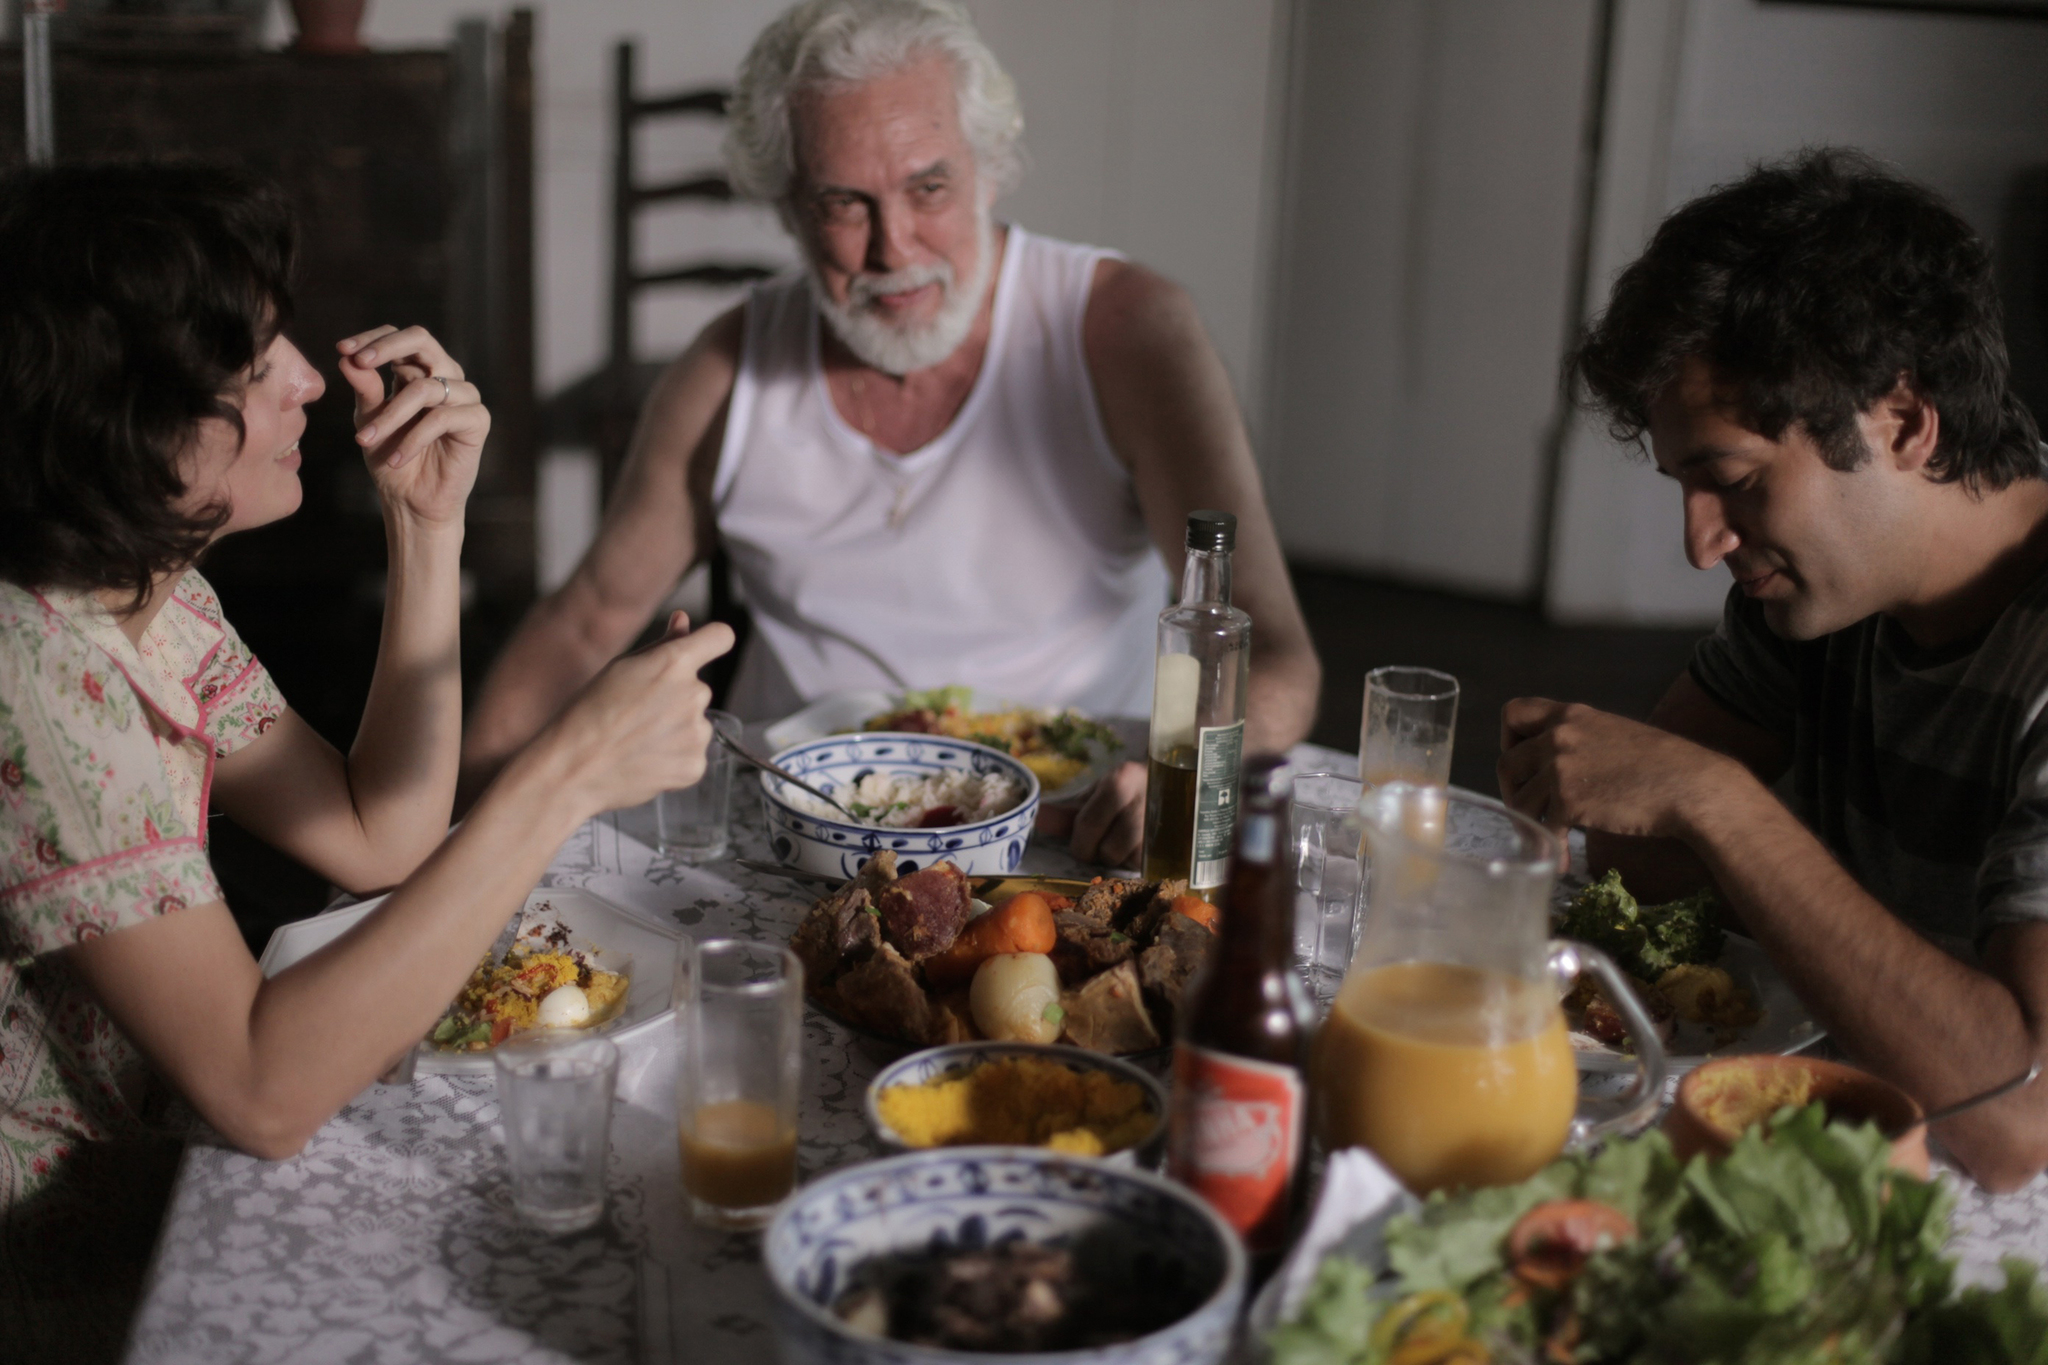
{"left": 714, "top": 226, "right": 1170, "bottom": 721}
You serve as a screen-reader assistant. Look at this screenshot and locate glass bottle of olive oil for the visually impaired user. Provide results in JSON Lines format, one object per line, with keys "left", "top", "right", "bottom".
{"left": 1141, "top": 511, "right": 1251, "bottom": 894}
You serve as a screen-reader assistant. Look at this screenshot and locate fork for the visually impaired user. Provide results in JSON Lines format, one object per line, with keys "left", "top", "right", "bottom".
{"left": 712, "top": 726, "right": 862, "bottom": 822}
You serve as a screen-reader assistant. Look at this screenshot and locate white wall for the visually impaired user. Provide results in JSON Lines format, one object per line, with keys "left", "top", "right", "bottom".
{"left": 1546, "top": 0, "right": 2048, "bottom": 623}
{"left": 338, "top": 0, "right": 1283, "bottom": 420}
{"left": 1260, "top": 0, "right": 1603, "bottom": 598}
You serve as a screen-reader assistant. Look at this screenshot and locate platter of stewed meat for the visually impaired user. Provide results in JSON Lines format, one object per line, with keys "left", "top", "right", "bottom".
{"left": 786, "top": 852, "right": 1218, "bottom": 1055}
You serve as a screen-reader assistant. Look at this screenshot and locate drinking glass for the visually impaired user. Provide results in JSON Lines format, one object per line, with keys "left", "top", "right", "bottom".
{"left": 1290, "top": 772, "right": 1363, "bottom": 1009}
{"left": 674, "top": 938, "right": 804, "bottom": 1229}
{"left": 494, "top": 1033, "right": 620, "bottom": 1234}
{"left": 1313, "top": 783, "right": 1665, "bottom": 1195}
{"left": 1359, "top": 666, "right": 1459, "bottom": 789}
{"left": 656, "top": 710, "right": 741, "bottom": 862}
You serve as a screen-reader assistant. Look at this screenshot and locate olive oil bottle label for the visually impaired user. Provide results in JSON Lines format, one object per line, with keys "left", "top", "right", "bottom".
{"left": 1190, "top": 721, "right": 1244, "bottom": 889}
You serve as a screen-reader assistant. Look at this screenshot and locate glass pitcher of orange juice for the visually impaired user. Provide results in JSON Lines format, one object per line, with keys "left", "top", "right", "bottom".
{"left": 1312, "top": 783, "right": 1666, "bottom": 1194}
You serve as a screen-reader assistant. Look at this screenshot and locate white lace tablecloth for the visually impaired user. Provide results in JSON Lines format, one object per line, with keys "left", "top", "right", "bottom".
{"left": 122, "top": 748, "right": 2048, "bottom": 1364}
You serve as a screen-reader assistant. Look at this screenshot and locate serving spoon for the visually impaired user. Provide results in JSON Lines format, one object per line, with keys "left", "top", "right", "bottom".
{"left": 712, "top": 726, "right": 863, "bottom": 822}
{"left": 1885, "top": 1058, "right": 2042, "bottom": 1138}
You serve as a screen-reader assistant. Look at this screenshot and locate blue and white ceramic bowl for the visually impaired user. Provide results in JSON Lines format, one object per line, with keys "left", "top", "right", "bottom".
{"left": 761, "top": 733, "right": 1041, "bottom": 879}
{"left": 865, "top": 1042, "right": 1169, "bottom": 1169}
{"left": 764, "top": 1148, "right": 1246, "bottom": 1365}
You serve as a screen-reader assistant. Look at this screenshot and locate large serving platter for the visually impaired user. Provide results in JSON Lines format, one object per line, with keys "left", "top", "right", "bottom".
{"left": 795, "top": 871, "right": 1173, "bottom": 1061}
{"left": 1571, "top": 932, "right": 1824, "bottom": 1075}
{"left": 257, "top": 886, "right": 680, "bottom": 1076}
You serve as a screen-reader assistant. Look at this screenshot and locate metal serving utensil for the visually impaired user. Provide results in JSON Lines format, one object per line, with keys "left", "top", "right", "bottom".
{"left": 712, "top": 726, "right": 862, "bottom": 822}
{"left": 1886, "top": 1058, "right": 2041, "bottom": 1138}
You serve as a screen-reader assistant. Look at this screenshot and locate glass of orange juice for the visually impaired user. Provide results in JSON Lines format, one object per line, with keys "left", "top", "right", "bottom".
{"left": 1312, "top": 784, "right": 1666, "bottom": 1195}
{"left": 674, "top": 939, "right": 804, "bottom": 1228}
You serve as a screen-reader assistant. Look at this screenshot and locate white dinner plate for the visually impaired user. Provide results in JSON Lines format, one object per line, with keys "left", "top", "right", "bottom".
{"left": 762, "top": 687, "right": 1126, "bottom": 803}
{"left": 258, "top": 886, "right": 680, "bottom": 1076}
{"left": 1571, "top": 933, "right": 1825, "bottom": 1075}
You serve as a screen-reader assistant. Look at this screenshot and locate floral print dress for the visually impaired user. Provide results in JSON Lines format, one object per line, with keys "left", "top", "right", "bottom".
{"left": 0, "top": 569, "right": 284, "bottom": 1210}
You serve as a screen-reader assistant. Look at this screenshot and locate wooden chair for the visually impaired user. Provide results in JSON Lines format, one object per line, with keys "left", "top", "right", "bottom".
{"left": 544, "top": 39, "right": 779, "bottom": 700}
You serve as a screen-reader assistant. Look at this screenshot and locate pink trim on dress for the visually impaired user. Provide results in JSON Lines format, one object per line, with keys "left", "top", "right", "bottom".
{"left": 0, "top": 833, "right": 209, "bottom": 906}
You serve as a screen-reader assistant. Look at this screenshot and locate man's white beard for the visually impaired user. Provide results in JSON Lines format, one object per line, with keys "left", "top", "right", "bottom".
{"left": 813, "top": 212, "right": 995, "bottom": 376}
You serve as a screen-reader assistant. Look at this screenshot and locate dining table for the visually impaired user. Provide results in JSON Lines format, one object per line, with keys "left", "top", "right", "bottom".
{"left": 122, "top": 741, "right": 2048, "bottom": 1365}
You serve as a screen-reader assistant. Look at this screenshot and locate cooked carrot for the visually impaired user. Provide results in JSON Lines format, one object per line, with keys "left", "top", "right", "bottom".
{"left": 1169, "top": 894, "right": 1219, "bottom": 931}
{"left": 924, "top": 892, "right": 1058, "bottom": 986}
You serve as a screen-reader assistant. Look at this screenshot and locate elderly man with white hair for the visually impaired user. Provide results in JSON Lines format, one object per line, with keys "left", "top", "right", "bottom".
{"left": 463, "top": 0, "right": 1321, "bottom": 864}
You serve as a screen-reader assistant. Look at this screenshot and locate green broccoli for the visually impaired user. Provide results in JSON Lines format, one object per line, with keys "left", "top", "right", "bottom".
{"left": 1636, "top": 887, "right": 1726, "bottom": 977}
{"left": 1557, "top": 870, "right": 1724, "bottom": 979}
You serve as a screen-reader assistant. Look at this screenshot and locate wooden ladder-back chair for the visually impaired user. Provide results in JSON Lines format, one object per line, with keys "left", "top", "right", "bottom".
{"left": 567, "top": 38, "right": 779, "bottom": 697}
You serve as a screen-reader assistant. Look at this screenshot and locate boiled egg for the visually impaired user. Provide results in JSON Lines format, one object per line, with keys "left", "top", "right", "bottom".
{"left": 537, "top": 983, "right": 592, "bottom": 1028}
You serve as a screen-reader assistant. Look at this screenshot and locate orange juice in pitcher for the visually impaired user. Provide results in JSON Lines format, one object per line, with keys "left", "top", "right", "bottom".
{"left": 1313, "top": 784, "right": 1665, "bottom": 1193}
{"left": 1316, "top": 961, "right": 1576, "bottom": 1193}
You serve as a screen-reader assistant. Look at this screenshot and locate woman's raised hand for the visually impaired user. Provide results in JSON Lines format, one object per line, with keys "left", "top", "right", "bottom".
{"left": 337, "top": 325, "right": 489, "bottom": 528}
{"left": 546, "top": 612, "right": 738, "bottom": 816}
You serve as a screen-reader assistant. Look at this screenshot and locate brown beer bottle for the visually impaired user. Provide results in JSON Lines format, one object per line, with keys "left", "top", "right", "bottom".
{"left": 1166, "top": 754, "right": 1316, "bottom": 1271}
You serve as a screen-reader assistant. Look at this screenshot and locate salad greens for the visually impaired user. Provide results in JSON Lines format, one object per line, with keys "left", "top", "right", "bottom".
{"left": 897, "top": 685, "right": 975, "bottom": 715}
{"left": 1557, "top": 870, "right": 1726, "bottom": 980}
{"left": 428, "top": 1014, "right": 492, "bottom": 1049}
{"left": 1036, "top": 711, "right": 1121, "bottom": 760}
{"left": 1268, "top": 1105, "right": 2048, "bottom": 1365}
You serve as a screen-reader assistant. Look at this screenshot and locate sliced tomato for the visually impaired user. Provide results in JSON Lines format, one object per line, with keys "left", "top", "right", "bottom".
{"left": 490, "top": 1017, "right": 514, "bottom": 1046}
{"left": 1506, "top": 1199, "right": 1636, "bottom": 1290}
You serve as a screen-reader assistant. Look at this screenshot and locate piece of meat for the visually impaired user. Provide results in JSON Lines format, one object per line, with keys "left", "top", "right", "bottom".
{"left": 1137, "top": 912, "right": 1215, "bottom": 1035}
{"left": 1566, "top": 972, "right": 1674, "bottom": 1049}
{"left": 868, "top": 709, "right": 936, "bottom": 733}
{"left": 788, "top": 852, "right": 897, "bottom": 987}
{"left": 833, "top": 943, "right": 945, "bottom": 1044}
{"left": 1119, "top": 878, "right": 1190, "bottom": 946}
{"left": 1049, "top": 911, "right": 1134, "bottom": 985}
{"left": 1059, "top": 961, "right": 1160, "bottom": 1054}
{"left": 1072, "top": 877, "right": 1150, "bottom": 926}
{"left": 876, "top": 862, "right": 972, "bottom": 960}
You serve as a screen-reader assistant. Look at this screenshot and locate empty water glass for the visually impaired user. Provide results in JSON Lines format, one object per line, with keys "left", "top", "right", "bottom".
{"left": 656, "top": 710, "right": 742, "bottom": 862}
{"left": 494, "top": 1033, "right": 619, "bottom": 1234}
{"left": 1291, "top": 772, "right": 1364, "bottom": 1009}
{"left": 1360, "top": 666, "right": 1459, "bottom": 789}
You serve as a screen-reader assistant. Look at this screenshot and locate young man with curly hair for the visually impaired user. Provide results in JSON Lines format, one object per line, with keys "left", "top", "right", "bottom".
{"left": 1500, "top": 149, "right": 2048, "bottom": 1189}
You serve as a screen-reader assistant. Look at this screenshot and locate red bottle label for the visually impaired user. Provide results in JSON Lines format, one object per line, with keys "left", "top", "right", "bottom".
{"left": 1167, "top": 1042, "right": 1304, "bottom": 1252}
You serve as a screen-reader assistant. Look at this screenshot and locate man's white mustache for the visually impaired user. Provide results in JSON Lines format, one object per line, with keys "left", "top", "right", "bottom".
{"left": 848, "top": 261, "right": 953, "bottom": 309}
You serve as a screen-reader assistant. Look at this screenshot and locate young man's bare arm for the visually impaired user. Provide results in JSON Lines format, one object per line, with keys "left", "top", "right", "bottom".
{"left": 1501, "top": 697, "right": 2048, "bottom": 1191}
{"left": 1068, "top": 260, "right": 1321, "bottom": 865}
{"left": 459, "top": 307, "right": 744, "bottom": 806}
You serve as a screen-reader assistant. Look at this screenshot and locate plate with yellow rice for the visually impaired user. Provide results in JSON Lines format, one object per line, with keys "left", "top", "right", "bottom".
{"left": 865, "top": 1040, "right": 1168, "bottom": 1167}
{"left": 762, "top": 686, "right": 1127, "bottom": 803}
{"left": 258, "top": 886, "right": 681, "bottom": 1076}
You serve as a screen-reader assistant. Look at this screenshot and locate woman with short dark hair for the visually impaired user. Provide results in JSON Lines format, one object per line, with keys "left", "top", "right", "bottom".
{"left": 0, "top": 162, "right": 731, "bottom": 1355}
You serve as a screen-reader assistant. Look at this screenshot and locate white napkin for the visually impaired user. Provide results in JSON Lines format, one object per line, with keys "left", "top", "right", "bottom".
{"left": 1245, "top": 1147, "right": 1420, "bottom": 1340}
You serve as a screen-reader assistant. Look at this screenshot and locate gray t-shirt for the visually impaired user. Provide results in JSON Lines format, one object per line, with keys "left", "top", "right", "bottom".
{"left": 1690, "top": 575, "right": 2048, "bottom": 953}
